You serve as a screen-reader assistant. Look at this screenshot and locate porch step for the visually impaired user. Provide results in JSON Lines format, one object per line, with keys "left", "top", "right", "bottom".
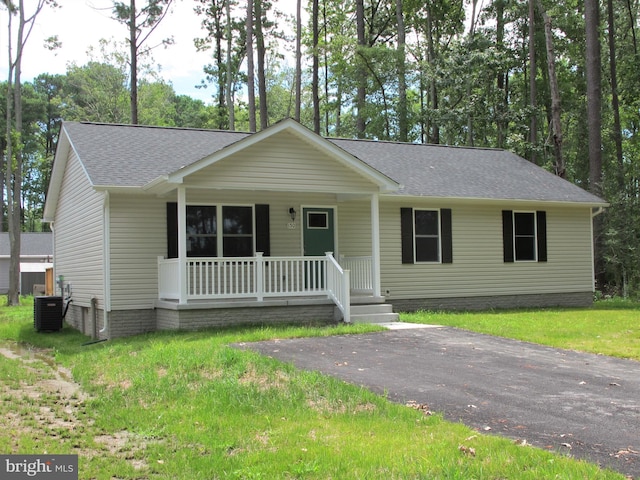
{"left": 349, "top": 303, "right": 399, "bottom": 324}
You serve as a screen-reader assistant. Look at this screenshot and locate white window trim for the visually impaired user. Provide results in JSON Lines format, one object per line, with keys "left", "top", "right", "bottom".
{"left": 413, "top": 208, "right": 442, "bottom": 264}
{"left": 512, "top": 210, "right": 538, "bottom": 262}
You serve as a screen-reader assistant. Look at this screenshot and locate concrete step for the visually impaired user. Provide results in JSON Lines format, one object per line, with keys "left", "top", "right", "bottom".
{"left": 349, "top": 303, "right": 399, "bottom": 323}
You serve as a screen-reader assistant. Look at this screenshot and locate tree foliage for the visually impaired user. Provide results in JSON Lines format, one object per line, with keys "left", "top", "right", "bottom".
{"left": 2, "top": 0, "right": 640, "bottom": 297}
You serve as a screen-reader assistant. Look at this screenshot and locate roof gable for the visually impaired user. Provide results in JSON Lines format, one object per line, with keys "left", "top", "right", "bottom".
{"left": 165, "top": 119, "right": 398, "bottom": 193}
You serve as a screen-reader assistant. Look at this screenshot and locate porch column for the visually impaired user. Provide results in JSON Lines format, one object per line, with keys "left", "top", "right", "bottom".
{"left": 370, "top": 193, "right": 382, "bottom": 297}
{"left": 177, "top": 186, "right": 187, "bottom": 304}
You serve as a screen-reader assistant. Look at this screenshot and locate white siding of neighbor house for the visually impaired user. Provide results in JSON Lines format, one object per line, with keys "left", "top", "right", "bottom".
{"left": 53, "top": 151, "right": 104, "bottom": 307}
{"left": 109, "top": 194, "right": 167, "bottom": 310}
{"left": 185, "top": 131, "right": 378, "bottom": 194}
{"left": 378, "top": 200, "right": 594, "bottom": 300}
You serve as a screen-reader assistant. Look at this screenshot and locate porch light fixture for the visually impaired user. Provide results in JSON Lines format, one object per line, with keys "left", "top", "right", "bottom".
{"left": 289, "top": 207, "right": 297, "bottom": 221}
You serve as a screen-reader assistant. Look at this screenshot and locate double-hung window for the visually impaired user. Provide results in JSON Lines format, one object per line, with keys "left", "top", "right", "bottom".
{"left": 401, "top": 208, "right": 453, "bottom": 264}
{"left": 502, "top": 210, "right": 547, "bottom": 262}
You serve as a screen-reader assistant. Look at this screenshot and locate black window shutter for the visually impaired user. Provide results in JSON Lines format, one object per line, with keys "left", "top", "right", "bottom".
{"left": 400, "top": 208, "right": 414, "bottom": 264}
{"left": 441, "top": 208, "right": 453, "bottom": 264}
{"left": 255, "top": 204, "right": 270, "bottom": 256}
{"left": 167, "top": 202, "right": 178, "bottom": 259}
{"left": 502, "top": 210, "right": 514, "bottom": 263}
{"left": 536, "top": 211, "right": 547, "bottom": 262}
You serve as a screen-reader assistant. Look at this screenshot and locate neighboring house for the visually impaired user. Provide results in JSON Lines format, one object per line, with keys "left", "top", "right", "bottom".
{"left": 44, "top": 119, "right": 607, "bottom": 339}
{"left": 0, "top": 232, "right": 53, "bottom": 295}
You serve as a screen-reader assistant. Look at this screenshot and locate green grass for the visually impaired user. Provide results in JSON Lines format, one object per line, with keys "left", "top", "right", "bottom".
{"left": 0, "top": 296, "right": 632, "bottom": 479}
{"left": 402, "top": 298, "right": 640, "bottom": 361}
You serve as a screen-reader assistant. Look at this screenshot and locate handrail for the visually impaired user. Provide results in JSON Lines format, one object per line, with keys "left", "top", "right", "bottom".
{"left": 325, "top": 253, "right": 351, "bottom": 323}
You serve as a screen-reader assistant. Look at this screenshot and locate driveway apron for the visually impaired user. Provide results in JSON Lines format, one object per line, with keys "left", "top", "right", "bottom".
{"left": 236, "top": 326, "right": 640, "bottom": 478}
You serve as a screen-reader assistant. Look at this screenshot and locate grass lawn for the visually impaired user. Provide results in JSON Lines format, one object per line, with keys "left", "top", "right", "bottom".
{"left": 0, "top": 297, "right": 634, "bottom": 479}
{"left": 402, "top": 298, "right": 640, "bottom": 361}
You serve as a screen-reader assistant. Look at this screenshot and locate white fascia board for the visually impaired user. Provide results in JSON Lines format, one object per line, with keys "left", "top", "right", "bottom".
{"left": 381, "top": 193, "right": 609, "bottom": 209}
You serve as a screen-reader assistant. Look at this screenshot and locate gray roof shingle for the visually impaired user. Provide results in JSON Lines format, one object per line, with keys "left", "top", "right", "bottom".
{"left": 60, "top": 121, "right": 605, "bottom": 205}
{"left": 0, "top": 233, "right": 53, "bottom": 256}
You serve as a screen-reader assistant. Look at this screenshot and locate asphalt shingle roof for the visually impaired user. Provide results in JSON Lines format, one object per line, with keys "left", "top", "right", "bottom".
{"left": 60, "top": 121, "right": 605, "bottom": 205}
{"left": 0, "top": 233, "right": 53, "bottom": 256}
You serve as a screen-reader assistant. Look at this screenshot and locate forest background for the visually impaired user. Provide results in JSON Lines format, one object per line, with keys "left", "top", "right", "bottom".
{"left": 2, "top": 0, "right": 639, "bottom": 300}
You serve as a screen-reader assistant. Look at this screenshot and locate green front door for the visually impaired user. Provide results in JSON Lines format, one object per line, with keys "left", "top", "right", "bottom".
{"left": 303, "top": 207, "right": 335, "bottom": 256}
{"left": 303, "top": 207, "right": 335, "bottom": 290}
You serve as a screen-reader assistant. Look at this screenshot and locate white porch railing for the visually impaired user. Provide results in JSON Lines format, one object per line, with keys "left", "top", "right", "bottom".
{"left": 326, "top": 255, "right": 351, "bottom": 323}
{"left": 157, "top": 253, "right": 369, "bottom": 322}
{"left": 339, "top": 255, "right": 373, "bottom": 292}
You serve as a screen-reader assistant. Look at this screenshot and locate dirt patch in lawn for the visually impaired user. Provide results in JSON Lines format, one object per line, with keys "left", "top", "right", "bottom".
{"left": 0, "top": 342, "right": 150, "bottom": 471}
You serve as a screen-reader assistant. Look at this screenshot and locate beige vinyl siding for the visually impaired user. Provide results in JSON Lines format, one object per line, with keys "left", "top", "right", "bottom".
{"left": 109, "top": 194, "right": 166, "bottom": 310}
{"left": 379, "top": 201, "right": 594, "bottom": 299}
{"left": 53, "top": 151, "right": 104, "bottom": 307}
{"left": 185, "top": 131, "right": 377, "bottom": 194}
{"left": 337, "top": 198, "right": 373, "bottom": 257}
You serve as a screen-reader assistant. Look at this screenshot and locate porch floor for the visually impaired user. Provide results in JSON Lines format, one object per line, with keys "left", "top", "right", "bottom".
{"left": 155, "top": 294, "right": 385, "bottom": 311}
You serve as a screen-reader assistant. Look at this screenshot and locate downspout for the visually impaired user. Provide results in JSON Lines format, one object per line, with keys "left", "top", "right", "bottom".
{"left": 49, "top": 221, "right": 55, "bottom": 294}
{"left": 590, "top": 206, "right": 606, "bottom": 294}
{"left": 99, "top": 191, "right": 111, "bottom": 336}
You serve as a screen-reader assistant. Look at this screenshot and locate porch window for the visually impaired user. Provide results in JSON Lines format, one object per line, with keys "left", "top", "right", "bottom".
{"left": 187, "top": 206, "right": 217, "bottom": 257}
{"left": 222, "top": 206, "right": 253, "bottom": 257}
{"left": 169, "top": 203, "right": 269, "bottom": 259}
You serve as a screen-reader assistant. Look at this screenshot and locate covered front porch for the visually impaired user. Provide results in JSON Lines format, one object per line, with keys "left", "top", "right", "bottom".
{"left": 157, "top": 253, "right": 375, "bottom": 322}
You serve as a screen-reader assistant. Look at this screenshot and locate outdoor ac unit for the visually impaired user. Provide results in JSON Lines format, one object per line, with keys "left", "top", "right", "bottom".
{"left": 34, "top": 296, "right": 63, "bottom": 332}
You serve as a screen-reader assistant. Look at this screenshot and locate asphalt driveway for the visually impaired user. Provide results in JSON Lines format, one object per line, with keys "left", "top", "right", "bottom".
{"left": 236, "top": 325, "right": 640, "bottom": 478}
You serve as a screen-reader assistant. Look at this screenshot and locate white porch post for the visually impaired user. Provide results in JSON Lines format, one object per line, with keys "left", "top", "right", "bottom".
{"left": 370, "top": 193, "right": 381, "bottom": 297}
{"left": 177, "top": 186, "right": 187, "bottom": 304}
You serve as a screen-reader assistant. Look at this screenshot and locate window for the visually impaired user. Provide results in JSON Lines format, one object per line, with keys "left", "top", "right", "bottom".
{"left": 167, "top": 203, "right": 270, "bottom": 259}
{"left": 187, "top": 206, "right": 217, "bottom": 257}
{"left": 307, "top": 211, "right": 329, "bottom": 229}
{"left": 222, "top": 206, "right": 253, "bottom": 257}
{"left": 414, "top": 210, "right": 441, "bottom": 262}
{"left": 401, "top": 208, "right": 453, "bottom": 264}
{"left": 502, "top": 210, "right": 547, "bottom": 263}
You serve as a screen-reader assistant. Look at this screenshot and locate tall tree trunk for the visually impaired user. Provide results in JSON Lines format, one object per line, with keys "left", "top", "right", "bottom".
{"left": 528, "top": 0, "right": 538, "bottom": 164}
{"left": 214, "top": 3, "right": 224, "bottom": 129}
{"left": 585, "top": 0, "right": 604, "bottom": 291}
{"left": 254, "top": 0, "right": 268, "bottom": 130}
{"left": 495, "top": 0, "right": 506, "bottom": 148}
{"left": 322, "top": 0, "right": 330, "bottom": 136}
{"left": 312, "top": 0, "right": 320, "bottom": 133}
{"left": 129, "top": 0, "right": 138, "bottom": 124}
{"left": 426, "top": 8, "right": 439, "bottom": 144}
{"left": 607, "top": 0, "right": 624, "bottom": 188}
{"left": 246, "top": 0, "right": 256, "bottom": 132}
{"left": 355, "top": 0, "right": 366, "bottom": 138}
{"left": 537, "top": 0, "right": 565, "bottom": 178}
{"left": 586, "top": 0, "right": 602, "bottom": 193}
{"left": 295, "top": 0, "right": 302, "bottom": 122}
{"left": 396, "top": 0, "right": 407, "bottom": 142}
{"left": 625, "top": 0, "right": 638, "bottom": 55}
{"left": 225, "top": 0, "right": 234, "bottom": 130}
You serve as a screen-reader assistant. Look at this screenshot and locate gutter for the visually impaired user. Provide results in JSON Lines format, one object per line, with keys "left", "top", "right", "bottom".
{"left": 591, "top": 206, "right": 605, "bottom": 218}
